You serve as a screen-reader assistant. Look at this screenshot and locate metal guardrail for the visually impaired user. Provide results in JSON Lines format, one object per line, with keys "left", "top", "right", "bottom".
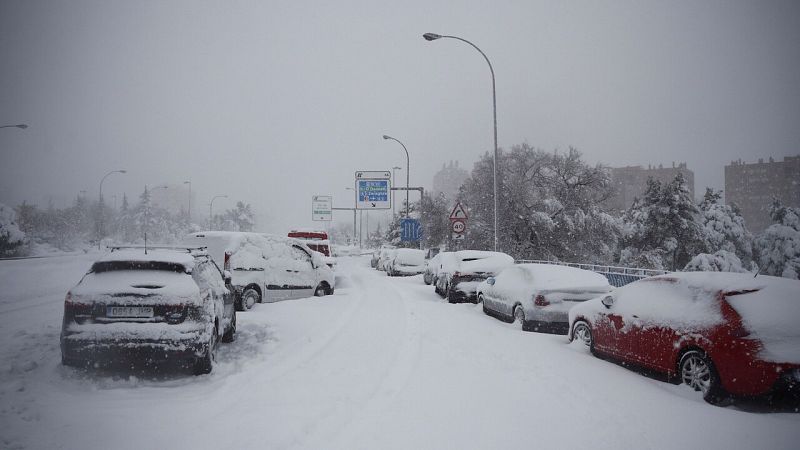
{"left": 515, "top": 259, "right": 670, "bottom": 287}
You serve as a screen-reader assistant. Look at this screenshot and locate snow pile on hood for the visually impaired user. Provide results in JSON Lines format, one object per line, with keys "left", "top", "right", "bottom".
{"left": 395, "top": 249, "right": 425, "bottom": 266}
{"left": 452, "top": 251, "right": 514, "bottom": 275}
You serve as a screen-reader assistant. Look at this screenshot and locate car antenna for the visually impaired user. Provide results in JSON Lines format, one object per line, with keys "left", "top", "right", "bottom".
{"left": 753, "top": 265, "right": 760, "bottom": 278}
{"left": 144, "top": 232, "right": 148, "bottom": 255}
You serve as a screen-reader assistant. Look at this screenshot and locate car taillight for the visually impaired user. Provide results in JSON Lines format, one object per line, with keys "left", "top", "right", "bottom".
{"left": 224, "top": 251, "right": 232, "bottom": 271}
{"left": 64, "top": 293, "right": 92, "bottom": 324}
{"left": 534, "top": 294, "right": 550, "bottom": 307}
{"left": 453, "top": 271, "right": 461, "bottom": 278}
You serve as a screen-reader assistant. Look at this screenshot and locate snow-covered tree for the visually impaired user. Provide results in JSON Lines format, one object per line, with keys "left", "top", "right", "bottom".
{"left": 684, "top": 250, "right": 749, "bottom": 273}
{"left": 223, "top": 202, "right": 256, "bottom": 232}
{"left": 0, "top": 203, "right": 27, "bottom": 256}
{"left": 754, "top": 200, "right": 800, "bottom": 279}
{"left": 697, "top": 188, "right": 753, "bottom": 266}
{"left": 417, "top": 192, "right": 451, "bottom": 249}
{"left": 460, "top": 144, "right": 618, "bottom": 261}
{"left": 619, "top": 173, "right": 705, "bottom": 270}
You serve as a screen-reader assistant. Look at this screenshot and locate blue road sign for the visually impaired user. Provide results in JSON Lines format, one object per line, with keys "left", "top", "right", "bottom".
{"left": 356, "top": 178, "right": 391, "bottom": 209}
{"left": 400, "top": 218, "right": 422, "bottom": 242}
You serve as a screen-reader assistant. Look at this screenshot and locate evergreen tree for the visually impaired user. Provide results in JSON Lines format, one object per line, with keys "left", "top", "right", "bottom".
{"left": 696, "top": 188, "right": 753, "bottom": 266}
{"left": 754, "top": 200, "right": 800, "bottom": 279}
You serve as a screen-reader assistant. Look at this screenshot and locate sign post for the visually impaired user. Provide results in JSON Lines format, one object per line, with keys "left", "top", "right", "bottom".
{"left": 449, "top": 202, "right": 468, "bottom": 244}
{"left": 312, "top": 195, "right": 332, "bottom": 221}
{"left": 355, "top": 171, "right": 391, "bottom": 210}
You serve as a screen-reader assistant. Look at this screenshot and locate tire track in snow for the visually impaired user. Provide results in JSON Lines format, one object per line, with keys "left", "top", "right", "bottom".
{"left": 299, "top": 267, "right": 423, "bottom": 450}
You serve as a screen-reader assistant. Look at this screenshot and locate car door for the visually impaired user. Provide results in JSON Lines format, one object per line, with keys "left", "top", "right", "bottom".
{"left": 193, "top": 260, "right": 229, "bottom": 334}
{"left": 288, "top": 246, "right": 316, "bottom": 299}
{"left": 588, "top": 292, "right": 631, "bottom": 359}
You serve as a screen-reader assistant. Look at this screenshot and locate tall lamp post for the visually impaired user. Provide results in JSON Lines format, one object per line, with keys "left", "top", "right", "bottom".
{"left": 0, "top": 124, "right": 28, "bottom": 130}
{"left": 209, "top": 194, "right": 227, "bottom": 228}
{"left": 382, "top": 135, "right": 410, "bottom": 218}
{"left": 391, "top": 166, "right": 402, "bottom": 217}
{"left": 98, "top": 169, "right": 127, "bottom": 249}
{"left": 423, "top": 32, "right": 499, "bottom": 252}
{"left": 183, "top": 180, "right": 192, "bottom": 223}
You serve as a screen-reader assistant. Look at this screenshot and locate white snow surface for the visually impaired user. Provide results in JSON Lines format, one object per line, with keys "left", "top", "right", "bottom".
{"left": 0, "top": 254, "right": 799, "bottom": 449}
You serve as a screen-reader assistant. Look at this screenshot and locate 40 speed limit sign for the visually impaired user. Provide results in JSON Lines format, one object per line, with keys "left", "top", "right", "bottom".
{"left": 451, "top": 220, "right": 466, "bottom": 233}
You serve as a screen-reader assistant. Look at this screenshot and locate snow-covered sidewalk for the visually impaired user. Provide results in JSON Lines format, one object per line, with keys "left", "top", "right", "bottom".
{"left": 0, "top": 255, "right": 798, "bottom": 449}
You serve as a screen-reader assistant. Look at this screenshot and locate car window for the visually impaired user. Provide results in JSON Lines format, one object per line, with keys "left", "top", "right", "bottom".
{"left": 291, "top": 246, "right": 314, "bottom": 270}
{"left": 193, "top": 260, "right": 226, "bottom": 291}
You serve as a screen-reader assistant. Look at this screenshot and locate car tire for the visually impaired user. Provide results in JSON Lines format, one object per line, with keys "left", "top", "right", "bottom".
{"left": 572, "top": 321, "right": 593, "bottom": 348}
{"left": 513, "top": 305, "right": 525, "bottom": 329}
{"left": 314, "top": 284, "right": 326, "bottom": 297}
{"left": 194, "top": 328, "right": 217, "bottom": 375}
{"left": 679, "top": 350, "right": 730, "bottom": 405}
{"left": 446, "top": 285, "right": 458, "bottom": 303}
{"left": 240, "top": 288, "right": 260, "bottom": 311}
{"left": 479, "top": 294, "right": 490, "bottom": 315}
{"left": 222, "top": 312, "right": 236, "bottom": 343}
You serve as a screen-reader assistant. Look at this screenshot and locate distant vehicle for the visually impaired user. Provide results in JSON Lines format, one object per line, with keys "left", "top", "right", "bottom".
{"left": 376, "top": 246, "right": 396, "bottom": 271}
{"left": 60, "top": 246, "right": 236, "bottom": 375}
{"left": 435, "top": 250, "right": 514, "bottom": 303}
{"left": 387, "top": 249, "right": 426, "bottom": 277}
{"left": 423, "top": 252, "right": 445, "bottom": 285}
{"left": 288, "top": 230, "right": 335, "bottom": 268}
{"left": 478, "top": 264, "right": 612, "bottom": 334}
{"left": 183, "top": 231, "right": 334, "bottom": 310}
{"left": 568, "top": 272, "right": 800, "bottom": 405}
{"left": 288, "top": 230, "right": 330, "bottom": 256}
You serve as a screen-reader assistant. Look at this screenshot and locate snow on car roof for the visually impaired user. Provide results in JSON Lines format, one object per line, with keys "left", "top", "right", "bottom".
{"left": 395, "top": 248, "right": 425, "bottom": 265}
{"left": 96, "top": 249, "right": 197, "bottom": 269}
{"left": 453, "top": 250, "right": 514, "bottom": 274}
{"left": 515, "top": 263, "right": 611, "bottom": 291}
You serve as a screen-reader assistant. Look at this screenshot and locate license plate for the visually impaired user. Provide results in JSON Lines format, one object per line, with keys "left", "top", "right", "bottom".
{"left": 107, "top": 306, "right": 154, "bottom": 318}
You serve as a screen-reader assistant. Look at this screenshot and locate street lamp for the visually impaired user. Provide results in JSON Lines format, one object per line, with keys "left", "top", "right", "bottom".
{"left": 391, "top": 166, "right": 402, "bottom": 217}
{"left": 423, "top": 32, "right": 499, "bottom": 252}
{"left": 382, "top": 135, "right": 410, "bottom": 218}
{"left": 0, "top": 124, "right": 28, "bottom": 129}
{"left": 209, "top": 195, "right": 228, "bottom": 228}
{"left": 183, "top": 181, "right": 192, "bottom": 223}
{"left": 98, "top": 169, "right": 127, "bottom": 249}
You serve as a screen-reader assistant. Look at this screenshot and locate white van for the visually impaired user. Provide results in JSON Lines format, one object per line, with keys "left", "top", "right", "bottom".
{"left": 183, "top": 231, "right": 335, "bottom": 310}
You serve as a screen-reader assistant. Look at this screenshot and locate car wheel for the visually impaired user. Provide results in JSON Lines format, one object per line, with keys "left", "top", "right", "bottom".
{"left": 479, "top": 294, "right": 489, "bottom": 315}
{"left": 241, "top": 288, "right": 260, "bottom": 311}
{"left": 679, "top": 350, "right": 729, "bottom": 405}
{"left": 513, "top": 305, "right": 525, "bottom": 329}
{"left": 194, "top": 327, "right": 217, "bottom": 375}
{"left": 314, "top": 284, "right": 326, "bottom": 297}
{"left": 446, "top": 285, "right": 457, "bottom": 303}
{"left": 222, "top": 312, "right": 236, "bottom": 343}
{"left": 572, "top": 321, "right": 592, "bottom": 347}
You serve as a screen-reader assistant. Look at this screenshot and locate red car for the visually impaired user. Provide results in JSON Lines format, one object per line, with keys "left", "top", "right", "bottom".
{"left": 568, "top": 272, "right": 800, "bottom": 405}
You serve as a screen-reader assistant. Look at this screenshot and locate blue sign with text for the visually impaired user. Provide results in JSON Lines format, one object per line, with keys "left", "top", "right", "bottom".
{"left": 400, "top": 218, "right": 422, "bottom": 242}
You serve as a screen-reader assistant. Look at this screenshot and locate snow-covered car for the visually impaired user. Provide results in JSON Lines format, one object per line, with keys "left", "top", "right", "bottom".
{"left": 60, "top": 246, "right": 236, "bottom": 375}
{"left": 478, "top": 264, "right": 612, "bottom": 334}
{"left": 370, "top": 249, "right": 381, "bottom": 268}
{"left": 376, "top": 246, "right": 396, "bottom": 272}
{"left": 568, "top": 272, "right": 800, "bottom": 404}
{"left": 183, "top": 231, "right": 335, "bottom": 310}
{"left": 435, "top": 250, "right": 514, "bottom": 303}
{"left": 423, "top": 252, "right": 444, "bottom": 285}
{"left": 386, "top": 248, "right": 426, "bottom": 277}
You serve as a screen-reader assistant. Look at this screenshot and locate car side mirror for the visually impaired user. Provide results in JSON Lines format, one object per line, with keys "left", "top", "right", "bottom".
{"left": 223, "top": 270, "right": 232, "bottom": 284}
{"left": 486, "top": 277, "right": 495, "bottom": 286}
{"left": 601, "top": 295, "right": 614, "bottom": 309}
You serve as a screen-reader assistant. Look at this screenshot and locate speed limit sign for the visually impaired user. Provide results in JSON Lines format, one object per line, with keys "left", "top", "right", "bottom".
{"left": 451, "top": 220, "right": 466, "bottom": 233}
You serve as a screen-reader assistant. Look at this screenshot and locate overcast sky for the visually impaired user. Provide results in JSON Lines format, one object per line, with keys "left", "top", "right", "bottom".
{"left": 2, "top": 0, "right": 799, "bottom": 233}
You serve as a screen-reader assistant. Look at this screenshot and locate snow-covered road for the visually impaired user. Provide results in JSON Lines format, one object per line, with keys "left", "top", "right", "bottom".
{"left": 1, "top": 255, "right": 798, "bottom": 450}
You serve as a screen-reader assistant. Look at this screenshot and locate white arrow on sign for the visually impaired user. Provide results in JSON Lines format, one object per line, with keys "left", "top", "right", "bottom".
{"left": 449, "top": 202, "right": 468, "bottom": 220}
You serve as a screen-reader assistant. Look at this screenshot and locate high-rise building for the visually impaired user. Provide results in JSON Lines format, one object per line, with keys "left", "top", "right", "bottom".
{"left": 605, "top": 162, "right": 695, "bottom": 212}
{"left": 724, "top": 156, "right": 800, "bottom": 233}
{"left": 432, "top": 160, "right": 469, "bottom": 200}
